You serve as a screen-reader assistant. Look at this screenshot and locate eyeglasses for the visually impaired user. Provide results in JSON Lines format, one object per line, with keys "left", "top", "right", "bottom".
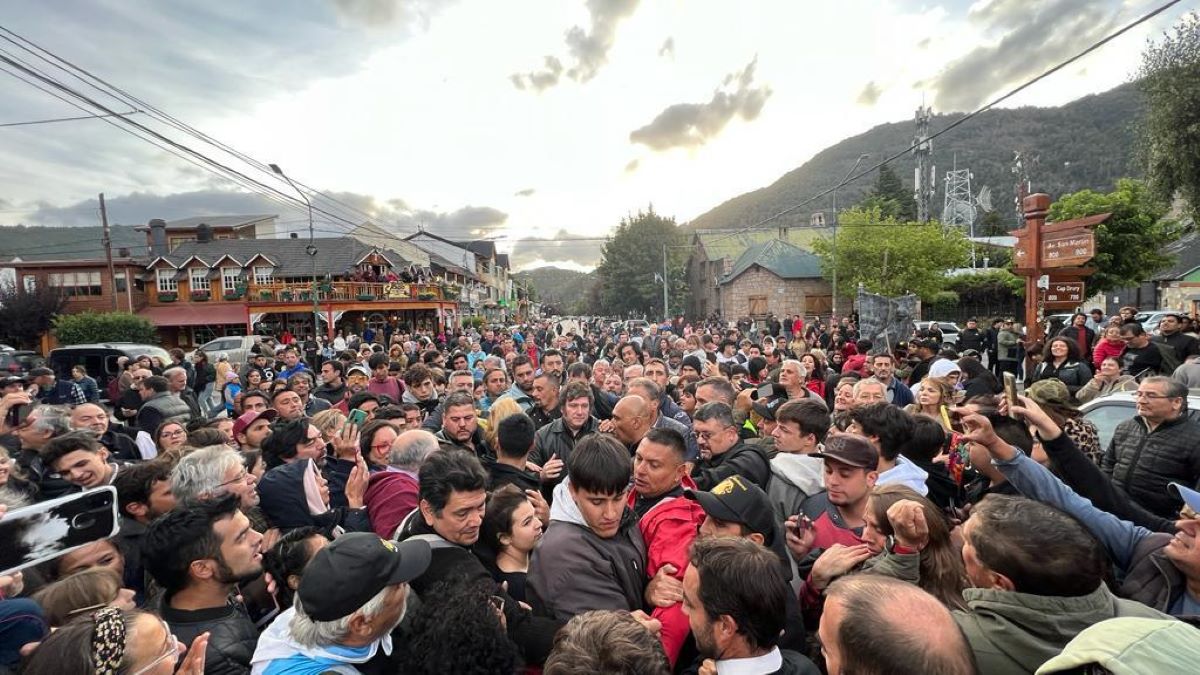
{"left": 694, "top": 429, "right": 733, "bottom": 442}
{"left": 130, "top": 619, "right": 182, "bottom": 675}
{"left": 218, "top": 470, "right": 251, "bottom": 488}
{"left": 1133, "top": 391, "right": 1176, "bottom": 400}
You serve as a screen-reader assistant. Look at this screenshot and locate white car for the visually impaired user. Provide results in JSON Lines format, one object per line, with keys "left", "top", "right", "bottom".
{"left": 1080, "top": 391, "right": 1200, "bottom": 450}
{"left": 1134, "top": 311, "right": 1171, "bottom": 335}
{"left": 914, "top": 321, "right": 961, "bottom": 349}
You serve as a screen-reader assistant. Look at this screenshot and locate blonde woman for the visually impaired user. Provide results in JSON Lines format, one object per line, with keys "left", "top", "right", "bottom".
{"left": 312, "top": 408, "right": 347, "bottom": 445}
{"left": 906, "top": 377, "right": 956, "bottom": 428}
{"left": 484, "top": 396, "right": 524, "bottom": 450}
{"left": 32, "top": 567, "right": 135, "bottom": 627}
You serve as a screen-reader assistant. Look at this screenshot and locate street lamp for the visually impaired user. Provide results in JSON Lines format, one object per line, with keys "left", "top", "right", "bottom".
{"left": 269, "top": 163, "right": 321, "bottom": 342}
{"left": 830, "top": 153, "right": 870, "bottom": 319}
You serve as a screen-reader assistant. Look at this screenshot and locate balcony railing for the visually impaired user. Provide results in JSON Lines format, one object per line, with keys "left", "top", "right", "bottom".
{"left": 243, "top": 281, "right": 453, "bottom": 303}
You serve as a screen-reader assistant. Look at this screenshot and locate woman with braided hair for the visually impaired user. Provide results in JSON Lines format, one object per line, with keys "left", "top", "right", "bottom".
{"left": 20, "top": 606, "right": 207, "bottom": 675}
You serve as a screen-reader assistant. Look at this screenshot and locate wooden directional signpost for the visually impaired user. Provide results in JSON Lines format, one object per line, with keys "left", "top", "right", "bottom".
{"left": 1012, "top": 194, "right": 1110, "bottom": 344}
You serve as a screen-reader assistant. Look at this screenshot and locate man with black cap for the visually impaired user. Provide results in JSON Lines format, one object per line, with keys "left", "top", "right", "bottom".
{"left": 251, "top": 532, "right": 432, "bottom": 674}
{"left": 786, "top": 434, "right": 879, "bottom": 565}
{"left": 27, "top": 366, "right": 85, "bottom": 405}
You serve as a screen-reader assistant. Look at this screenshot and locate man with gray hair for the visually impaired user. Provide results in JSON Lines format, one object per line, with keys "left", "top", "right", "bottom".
{"left": 364, "top": 429, "right": 439, "bottom": 539}
{"left": 13, "top": 404, "right": 74, "bottom": 498}
{"left": 164, "top": 366, "right": 203, "bottom": 421}
{"left": 251, "top": 532, "right": 431, "bottom": 674}
{"left": 171, "top": 445, "right": 260, "bottom": 510}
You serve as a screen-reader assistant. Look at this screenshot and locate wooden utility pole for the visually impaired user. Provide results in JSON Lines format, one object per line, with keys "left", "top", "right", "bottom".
{"left": 100, "top": 193, "right": 117, "bottom": 310}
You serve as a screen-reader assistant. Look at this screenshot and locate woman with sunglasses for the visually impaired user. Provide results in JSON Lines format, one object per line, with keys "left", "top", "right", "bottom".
{"left": 20, "top": 607, "right": 207, "bottom": 675}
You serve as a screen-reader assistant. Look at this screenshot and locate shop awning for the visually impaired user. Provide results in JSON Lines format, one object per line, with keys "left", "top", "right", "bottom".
{"left": 138, "top": 304, "right": 247, "bottom": 327}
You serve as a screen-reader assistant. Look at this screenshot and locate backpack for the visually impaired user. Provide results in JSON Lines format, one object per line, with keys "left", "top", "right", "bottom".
{"left": 1153, "top": 341, "right": 1182, "bottom": 376}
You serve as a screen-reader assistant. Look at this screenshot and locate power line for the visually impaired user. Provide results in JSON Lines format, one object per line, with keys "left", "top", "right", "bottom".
{"left": 0, "top": 25, "right": 421, "bottom": 244}
{"left": 698, "top": 0, "right": 1184, "bottom": 239}
{"left": 0, "top": 109, "right": 141, "bottom": 128}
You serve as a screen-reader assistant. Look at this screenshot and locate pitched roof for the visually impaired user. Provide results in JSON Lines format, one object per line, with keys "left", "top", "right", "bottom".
{"left": 159, "top": 237, "right": 414, "bottom": 279}
{"left": 719, "top": 238, "right": 823, "bottom": 284}
{"left": 453, "top": 240, "right": 496, "bottom": 259}
{"left": 136, "top": 214, "right": 276, "bottom": 231}
{"left": 692, "top": 227, "right": 819, "bottom": 263}
{"left": 495, "top": 253, "right": 510, "bottom": 270}
{"left": 1153, "top": 228, "right": 1200, "bottom": 281}
{"left": 346, "top": 222, "right": 432, "bottom": 267}
{"left": 0, "top": 224, "right": 147, "bottom": 262}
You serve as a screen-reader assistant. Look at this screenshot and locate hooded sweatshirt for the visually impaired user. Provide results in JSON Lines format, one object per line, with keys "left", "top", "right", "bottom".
{"left": 954, "top": 583, "right": 1170, "bottom": 675}
{"left": 527, "top": 479, "right": 646, "bottom": 621}
{"left": 1035, "top": 617, "right": 1200, "bottom": 674}
{"left": 876, "top": 455, "right": 929, "bottom": 496}
{"left": 767, "top": 453, "right": 825, "bottom": 522}
{"left": 250, "top": 606, "right": 391, "bottom": 675}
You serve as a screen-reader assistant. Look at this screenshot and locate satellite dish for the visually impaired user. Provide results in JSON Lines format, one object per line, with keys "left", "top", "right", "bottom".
{"left": 977, "top": 186, "right": 993, "bottom": 213}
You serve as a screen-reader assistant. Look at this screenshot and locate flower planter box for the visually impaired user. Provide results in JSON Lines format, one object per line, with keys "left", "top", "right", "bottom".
{"left": 224, "top": 292, "right": 244, "bottom": 301}
{"left": 418, "top": 292, "right": 436, "bottom": 301}
{"left": 159, "top": 293, "right": 177, "bottom": 302}
{"left": 259, "top": 290, "right": 273, "bottom": 300}
{"left": 357, "top": 294, "right": 376, "bottom": 301}
{"left": 191, "top": 293, "right": 210, "bottom": 302}
{"left": 280, "top": 292, "right": 294, "bottom": 301}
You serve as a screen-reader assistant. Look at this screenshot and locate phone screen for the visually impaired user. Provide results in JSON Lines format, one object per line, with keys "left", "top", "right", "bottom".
{"left": 1003, "top": 372, "right": 1018, "bottom": 419}
{"left": 0, "top": 487, "right": 119, "bottom": 575}
{"left": 757, "top": 383, "right": 774, "bottom": 400}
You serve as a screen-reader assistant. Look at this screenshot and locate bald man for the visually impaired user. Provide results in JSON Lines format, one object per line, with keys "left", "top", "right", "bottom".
{"left": 609, "top": 395, "right": 654, "bottom": 451}
{"left": 819, "top": 575, "right": 978, "bottom": 675}
{"left": 626, "top": 378, "right": 699, "bottom": 461}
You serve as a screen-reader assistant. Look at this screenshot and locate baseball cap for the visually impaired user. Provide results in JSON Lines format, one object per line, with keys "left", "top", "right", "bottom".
{"left": 233, "top": 408, "right": 277, "bottom": 438}
{"left": 347, "top": 364, "right": 370, "bottom": 378}
{"left": 1027, "top": 378, "right": 1072, "bottom": 407}
{"left": 298, "top": 533, "right": 432, "bottom": 621}
{"left": 1170, "top": 482, "right": 1200, "bottom": 513}
{"left": 686, "top": 476, "right": 776, "bottom": 542}
{"left": 813, "top": 434, "right": 879, "bottom": 470}
{"left": 0, "top": 376, "right": 26, "bottom": 388}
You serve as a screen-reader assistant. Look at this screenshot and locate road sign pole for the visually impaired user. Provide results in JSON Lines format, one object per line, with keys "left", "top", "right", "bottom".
{"left": 1023, "top": 194, "right": 1050, "bottom": 344}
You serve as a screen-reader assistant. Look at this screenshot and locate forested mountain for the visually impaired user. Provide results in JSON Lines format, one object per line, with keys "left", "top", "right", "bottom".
{"left": 513, "top": 266, "right": 597, "bottom": 315}
{"left": 688, "top": 83, "right": 1145, "bottom": 232}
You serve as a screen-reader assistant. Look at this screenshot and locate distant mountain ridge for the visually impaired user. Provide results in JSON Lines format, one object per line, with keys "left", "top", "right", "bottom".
{"left": 687, "top": 83, "right": 1145, "bottom": 232}
{"left": 513, "top": 266, "right": 596, "bottom": 314}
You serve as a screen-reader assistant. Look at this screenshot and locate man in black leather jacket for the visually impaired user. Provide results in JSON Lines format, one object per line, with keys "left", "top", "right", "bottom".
{"left": 142, "top": 494, "right": 264, "bottom": 675}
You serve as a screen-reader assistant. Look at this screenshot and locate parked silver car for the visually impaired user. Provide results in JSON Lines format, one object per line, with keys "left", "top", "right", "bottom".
{"left": 1080, "top": 391, "right": 1200, "bottom": 450}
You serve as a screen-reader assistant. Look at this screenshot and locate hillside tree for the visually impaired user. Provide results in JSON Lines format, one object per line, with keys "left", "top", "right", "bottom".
{"left": 1137, "top": 12, "right": 1200, "bottom": 218}
{"left": 594, "top": 208, "right": 687, "bottom": 318}
{"left": 1047, "top": 178, "right": 1182, "bottom": 293}
{"left": 857, "top": 164, "right": 918, "bottom": 221}
{"left": 811, "top": 207, "right": 971, "bottom": 299}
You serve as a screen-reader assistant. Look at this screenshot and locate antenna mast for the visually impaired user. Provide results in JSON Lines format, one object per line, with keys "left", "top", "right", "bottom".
{"left": 912, "top": 104, "right": 935, "bottom": 223}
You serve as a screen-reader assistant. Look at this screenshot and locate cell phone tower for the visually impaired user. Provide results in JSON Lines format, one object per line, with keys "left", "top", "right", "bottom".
{"left": 912, "top": 104, "right": 936, "bottom": 223}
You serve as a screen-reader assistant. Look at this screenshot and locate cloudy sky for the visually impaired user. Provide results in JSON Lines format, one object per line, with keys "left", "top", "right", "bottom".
{"left": 0, "top": 0, "right": 1185, "bottom": 270}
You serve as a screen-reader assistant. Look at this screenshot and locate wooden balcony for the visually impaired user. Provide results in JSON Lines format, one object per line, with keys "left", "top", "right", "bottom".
{"left": 243, "top": 281, "right": 456, "bottom": 304}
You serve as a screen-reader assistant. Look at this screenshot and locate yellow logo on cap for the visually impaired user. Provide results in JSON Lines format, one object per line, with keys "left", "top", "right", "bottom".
{"left": 712, "top": 476, "right": 747, "bottom": 495}
{"left": 379, "top": 538, "right": 397, "bottom": 552}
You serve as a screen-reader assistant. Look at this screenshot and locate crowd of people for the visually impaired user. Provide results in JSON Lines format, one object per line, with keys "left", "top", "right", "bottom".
{"left": 1, "top": 308, "right": 1199, "bottom": 674}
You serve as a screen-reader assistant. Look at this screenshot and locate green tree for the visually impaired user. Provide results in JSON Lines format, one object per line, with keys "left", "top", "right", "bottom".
{"left": 53, "top": 312, "right": 158, "bottom": 345}
{"left": 0, "top": 282, "right": 67, "bottom": 350}
{"left": 594, "top": 208, "right": 686, "bottom": 317}
{"left": 811, "top": 207, "right": 971, "bottom": 299}
{"left": 1047, "top": 178, "right": 1182, "bottom": 293}
{"left": 1137, "top": 13, "right": 1200, "bottom": 218}
{"left": 857, "top": 165, "right": 918, "bottom": 221}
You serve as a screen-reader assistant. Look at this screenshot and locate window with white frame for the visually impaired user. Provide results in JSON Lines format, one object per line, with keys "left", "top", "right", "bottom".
{"left": 222, "top": 267, "right": 241, "bottom": 293}
{"left": 253, "top": 266, "right": 274, "bottom": 285}
{"left": 156, "top": 269, "right": 178, "bottom": 293}
{"left": 189, "top": 267, "right": 210, "bottom": 293}
{"left": 48, "top": 271, "right": 102, "bottom": 297}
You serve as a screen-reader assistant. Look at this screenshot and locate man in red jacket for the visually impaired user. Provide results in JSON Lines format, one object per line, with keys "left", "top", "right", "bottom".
{"left": 627, "top": 427, "right": 705, "bottom": 666}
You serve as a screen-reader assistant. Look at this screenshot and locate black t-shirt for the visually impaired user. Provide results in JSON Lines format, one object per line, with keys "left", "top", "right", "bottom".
{"left": 1121, "top": 343, "right": 1162, "bottom": 376}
